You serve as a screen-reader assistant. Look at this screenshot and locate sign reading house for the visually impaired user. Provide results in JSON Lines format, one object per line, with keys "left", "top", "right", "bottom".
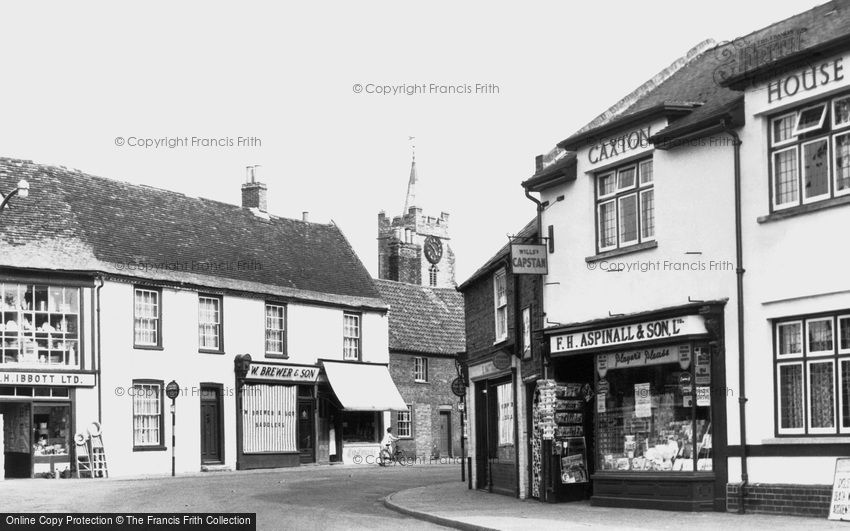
{"left": 551, "top": 315, "right": 707, "bottom": 354}
{"left": 245, "top": 362, "right": 321, "bottom": 383}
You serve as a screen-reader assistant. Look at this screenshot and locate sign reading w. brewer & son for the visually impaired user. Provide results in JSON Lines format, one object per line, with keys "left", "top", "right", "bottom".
{"left": 550, "top": 315, "right": 707, "bottom": 354}
{"left": 245, "top": 362, "right": 321, "bottom": 383}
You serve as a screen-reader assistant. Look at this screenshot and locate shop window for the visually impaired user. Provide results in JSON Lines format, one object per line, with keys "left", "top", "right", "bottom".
{"left": 595, "top": 159, "right": 654, "bottom": 253}
{"left": 768, "top": 92, "right": 850, "bottom": 211}
{"left": 494, "top": 270, "right": 508, "bottom": 342}
{"left": 0, "top": 283, "right": 81, "bottom": 367}
{"left": 341, "top": 411, "right": 380, "bottom": 443}
{"left": 496, "top": 382, "right": 514, "bottom": 446}
{"left": 264, "top": 303, "right": 286, "bottom": 357}
{"left": 413, "top": 357, "right": 428, "bottom": 383}
{"left": 132, "top": 381, "right": 164, "bottom": 449}
{"left": 198, "top": 295, "right": 222, "bottom": 352}
{"left": 775, "top": 312, "right": 850, "bottom": 435}
{"left": 343, "top": 313, "right": 361, "bottom": 360}
{"left": 596, "top": 345, "right": 713, "bottom": 472}
{"left": 134, "top": 287, "right": 161, "bottom": 348}
{"left": 32, "top": 405, "right": 71, "bottom": 469}
{"left": 397, "top": 406, "right": 412, "bottom": 438}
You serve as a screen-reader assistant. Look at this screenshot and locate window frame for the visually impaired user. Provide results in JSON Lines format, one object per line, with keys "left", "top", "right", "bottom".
{"left": 198, "top": 294, "right": 224, "bottom": 354}
{"left": 594, "top": 157, "right": 654, "bottom": 254}
{"left": 493, "top": 269, "right": 508, "bottom": 343}
{"left": 521, "top": 305, "right": 532, "bottom": 360}
{"left": 413, "top": 356, "right": 429, "bottom": 383}
{"left": 774, "top": 312, "right": 850, "bottom": 437}
{"left": 767, "top": 91, "right": 850, "bottom": 213}
{"left": 343, "top": 312, "right": 362, "bottom": 361}
{"left": 133, "top": 286, "right": 162, "bottom": 350}
{"left": 429, "top": 265, "right": 439, "bottom": 287}
{"left": 131, "top": 379, "right": 166, "bottom": 451}
{"left": 264, "top": 302, "right": 287, "bottom": 358}
{"left": 396, "top": 405, "right": 413, "bottom": 439}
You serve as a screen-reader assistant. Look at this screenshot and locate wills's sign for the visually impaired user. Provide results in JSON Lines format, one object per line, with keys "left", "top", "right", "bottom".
{"left": 511, "top": 244, "right": 548, "bottom": 275}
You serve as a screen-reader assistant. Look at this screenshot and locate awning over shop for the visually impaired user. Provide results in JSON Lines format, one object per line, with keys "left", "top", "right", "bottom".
{"left": 322, "top": 361, "right": 407, "bottom": 411}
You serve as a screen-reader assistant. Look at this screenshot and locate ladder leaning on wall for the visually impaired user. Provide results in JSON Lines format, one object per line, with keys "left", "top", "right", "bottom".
{"left": 74, "top": 422, "right": 108, "bottom": 478}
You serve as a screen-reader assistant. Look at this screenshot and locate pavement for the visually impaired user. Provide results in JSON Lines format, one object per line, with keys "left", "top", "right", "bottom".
{"left": 0, "top": 463, "right": 456, "bottom": 530}
{"left": 383, "top": 481, "right": 846, "bottom": 531}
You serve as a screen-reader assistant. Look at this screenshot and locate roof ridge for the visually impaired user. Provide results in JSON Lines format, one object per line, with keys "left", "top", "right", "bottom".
{"left": 575, "top": 39, "right": 716, "bottom": 135}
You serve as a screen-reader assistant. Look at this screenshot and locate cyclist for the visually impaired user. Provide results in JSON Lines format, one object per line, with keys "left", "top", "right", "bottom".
{"left": 381, "top": 427, "right": 399, "bottom": 456}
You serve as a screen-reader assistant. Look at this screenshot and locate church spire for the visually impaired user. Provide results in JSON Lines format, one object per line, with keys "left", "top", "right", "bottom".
{"left": 403, "top": 136, "right": 417, "bottom": 215}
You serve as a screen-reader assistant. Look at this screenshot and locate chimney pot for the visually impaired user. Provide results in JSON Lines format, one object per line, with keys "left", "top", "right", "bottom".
{"left": 302, "top": 211, "right": 309, "bottom": 222}
{"left": 241, "top": 165, "right": 268, "bottom": 212}
{"left": 535, "top": 154, "right": 544, "bottom": 173}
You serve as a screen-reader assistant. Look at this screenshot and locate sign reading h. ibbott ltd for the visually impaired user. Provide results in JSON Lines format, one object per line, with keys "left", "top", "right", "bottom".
{"left": 0, "top": 371, "right": 96, "bottom": 387}
{"left": 551, "top": 315, "right": 707, "bottom": 354}
{"left": 245, "top": 362, "right": 321, "bottom": 383}
{"left": 511, "top": 244, "right": 548, "bottom": 275}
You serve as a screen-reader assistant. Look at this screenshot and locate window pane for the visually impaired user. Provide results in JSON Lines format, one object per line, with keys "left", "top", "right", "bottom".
{"left": 803, "top": 140, "right": 829, "bottom": 199}
{"left": 835, "top": 97, "right": 850, "bottom": 127}
{"left": 773, "top": 148, "right": 799, "bottom": 205}
{"left": 795, "top": 104, "right": 826, "bottom": 134}
{"left": 777, "top": 322, "right": 802, "bottom": 356}
{"left": 617, "top": 167, "right": 636, "bottom": 190}
{"left": 842, "top": 360, "right": 850, "bottom": 429}
{"left": 598, "top": 201, "right": 616, "bottom": 248}
{"left": 598, "top": 173, "right": 615, "bottom": 196}
{"left": 773, "top": 113, "right": 795, "bottom": 144}
{"left": 841, "top": 317, "right": 850, "bottom": 351}
{"left": 808, "top": 318, "right": 834, "bottom": 353}
{"left": 779, "top": 364, "right": 804, "bottom": 430}
{"left": 618, "top": 194, "right": 638, "bottom": 244}
{"left": 639, "top": 160, "right": 653, "bottom": 184}
{"left": 835, "top": 133, "right": 850, "bottom": 193}
{"left": 640, "top": 189, "right": 655, "bottom": 239}
{"left": 809, "top": 361, "right": 835, "bottom": 429}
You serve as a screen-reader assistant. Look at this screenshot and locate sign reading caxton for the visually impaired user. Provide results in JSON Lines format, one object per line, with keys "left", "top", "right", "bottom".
{"left": 551, "top": 315, "right": 707, "bottom": 354}
{"left": 588, "top": 126, "right": 651, "bottom": 165}
{"left": 245, "top": 362, "right": 320, "bottom": 383}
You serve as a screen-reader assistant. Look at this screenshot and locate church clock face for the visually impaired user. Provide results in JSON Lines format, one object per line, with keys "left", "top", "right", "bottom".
{"left": 424, "top": 236, "right": 443, "bottom": 264}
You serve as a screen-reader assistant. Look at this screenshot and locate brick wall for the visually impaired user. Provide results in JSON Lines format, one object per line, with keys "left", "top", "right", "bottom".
{"left": 389, "top": 351, "right": 462, "bottom": 458}
{"left": 726, "top": 483, "right": 832, "bottom": 518}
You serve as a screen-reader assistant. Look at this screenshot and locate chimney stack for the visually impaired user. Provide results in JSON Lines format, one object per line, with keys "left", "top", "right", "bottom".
{"left": 302, "top": 211, "right": 309, "bottom": 222}
{"left": 241, "top": 165, "right": 267, "bottom": 212}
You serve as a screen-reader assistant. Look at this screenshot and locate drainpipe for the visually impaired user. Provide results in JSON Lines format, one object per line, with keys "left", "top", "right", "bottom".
{"left": 523, "top": 187, "right": 546, "bottom": 379}
{"left": 95, "top": 276, "right": 104, "bottom": 423}
{"left": 722, "top": 120, "right": 748, "bottom": 513}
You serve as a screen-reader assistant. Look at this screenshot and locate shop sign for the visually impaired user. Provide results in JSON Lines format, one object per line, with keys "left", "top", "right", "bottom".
{"left": 510, "top": 244, "right": 548, "bottom": 275}
{"left": 241, "top": 384, "right": 296, "bottom": 453}
{"left": 245, "top": 362, "right": 320, "bottom": 383}
{"left": 0, "top": 371, "right": 95, "bottom": 387}
{"left": 767, "top": 57, "right": 844, "bottom": 104}
{"left": 596, "top": 343, "right": 692, "bottom": 377}
{"left": 552, "top": 315, "right": 707, "bottom": 354}
{"left": 635, "top": 383, "right": 651, "bottom": 418}
{"left": 587, "top": 126, "right": 651, "bottom": 165}
{"left": 695, "top": 347, "right": 711, "bottom": 385}
{"left": 492, "top": 350, "right": 512, "bottom": 370}
{"left": 829, "top": 458, "right": 850, "bottom": 521}
{"left": 696, "top": 386, "right": 711, "bottom": 407}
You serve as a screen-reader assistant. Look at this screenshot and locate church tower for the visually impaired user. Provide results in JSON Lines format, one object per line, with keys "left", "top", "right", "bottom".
{"left": 378, "top": 139, "right": 456, "bottom": 288}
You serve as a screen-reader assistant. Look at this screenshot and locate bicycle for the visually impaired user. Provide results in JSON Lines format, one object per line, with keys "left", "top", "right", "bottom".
{"left": 377, "top": 445, "right": 411, "bottom": 466}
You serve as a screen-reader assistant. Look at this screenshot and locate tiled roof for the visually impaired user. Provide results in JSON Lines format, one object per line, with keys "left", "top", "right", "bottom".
{"left": 0, "top": 158, "right": 384, "bottom": 308}
{"left": 458, "top": 219, "right": 537, "bottom": 290}
{"left": 373, "top": 279, "right": 465, "bottom": 356}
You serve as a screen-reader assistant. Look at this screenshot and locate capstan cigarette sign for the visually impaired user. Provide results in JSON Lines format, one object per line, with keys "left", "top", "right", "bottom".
{"left": 510, "top": 244, "right": 548, "bottom": 275}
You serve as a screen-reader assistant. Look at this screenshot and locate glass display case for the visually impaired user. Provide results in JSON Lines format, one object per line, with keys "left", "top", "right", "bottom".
{"left": 0, "top": 283, "right": 80, "bottom": 367}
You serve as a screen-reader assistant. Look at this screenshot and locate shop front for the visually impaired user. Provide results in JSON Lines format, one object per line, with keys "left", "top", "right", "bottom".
{"left": 0, "top": 371, "right": 96, "bottom": 478}
{"left": 234, "top": 356, "right": 320, "bottom": 470}
{"left": 542, "top": 304, "right": 728, "bottom": 511}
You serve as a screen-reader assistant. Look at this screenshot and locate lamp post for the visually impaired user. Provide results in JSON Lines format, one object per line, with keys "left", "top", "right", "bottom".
{"left": 0, "top": 180, "right": 30, "bottom": 213}
{"left": 165, "top": 380, "right": 181, "bottom": 477}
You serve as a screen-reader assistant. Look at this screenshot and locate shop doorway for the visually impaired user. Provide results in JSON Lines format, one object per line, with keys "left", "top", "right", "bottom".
{"left": 439, "top": 411, "right": 451, "bottom": 457}
{"left": 1, "top": 402, "right": 31, "bottom": 478}
{"left": 298, "top": 401, "right": 314, "bottom": 464}
{"left": 200, "top": 386, "right": 223, "bottom": 465}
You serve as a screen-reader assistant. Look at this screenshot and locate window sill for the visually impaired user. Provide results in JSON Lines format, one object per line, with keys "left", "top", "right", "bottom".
{"left": 414, "top": 380, "right": 429, "bottom": 384}
{"left": 199, "top": 349, "right": 224, "bottom": 355}
{"left": 586, "top": 240, "right": 658, "bottom": 262}
{"left": 758, "top": 194, "right": 850, "bottom": 223}
{"left": 764, "top": 436, "right": 850, "bottom": 443}
{"left": 264, "top": 354, "right": 289, "bottom": 360}
{"left": 134, "top": 345, "right": 164, "bottom": 351}
{"left": 133, "top": 445, "right": 167, "bottom": 452}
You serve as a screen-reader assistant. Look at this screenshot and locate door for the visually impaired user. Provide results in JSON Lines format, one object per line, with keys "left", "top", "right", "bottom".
{"left": 298, "top": 401, "right": 314, "bottom": 463}
{"left": 200, "top": 386, "right": 222, "bottom": 464}
{"left": 439, "top": 412, "right": 451, "bottom": 457}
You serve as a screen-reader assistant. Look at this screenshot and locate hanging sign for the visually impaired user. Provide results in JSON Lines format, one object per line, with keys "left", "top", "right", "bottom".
{"left": 552, "top": 315, "right": 707, "bottom": 354}
{"left": 511, "top": 244, "right": 548, "bottom": 275}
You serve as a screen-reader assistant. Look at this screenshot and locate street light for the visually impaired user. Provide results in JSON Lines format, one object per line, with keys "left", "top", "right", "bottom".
{"left": 0, "top": 179, "right": 30, "bottom": 213}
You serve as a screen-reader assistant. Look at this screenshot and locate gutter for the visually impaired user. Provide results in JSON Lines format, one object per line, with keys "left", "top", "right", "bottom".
{"left": 95, "top": 276, "right": 104, "bottom": 423}
{"left": 721, "top": 120, "right": 748, "bottom": 513}
{"left": 523, "top": 187, "right": 546, "bottom": 379}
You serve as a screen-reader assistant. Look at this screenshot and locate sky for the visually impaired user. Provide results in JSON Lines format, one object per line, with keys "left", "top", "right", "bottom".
{"left": 0, "top": 0, "right": 827, "bottom": 283}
